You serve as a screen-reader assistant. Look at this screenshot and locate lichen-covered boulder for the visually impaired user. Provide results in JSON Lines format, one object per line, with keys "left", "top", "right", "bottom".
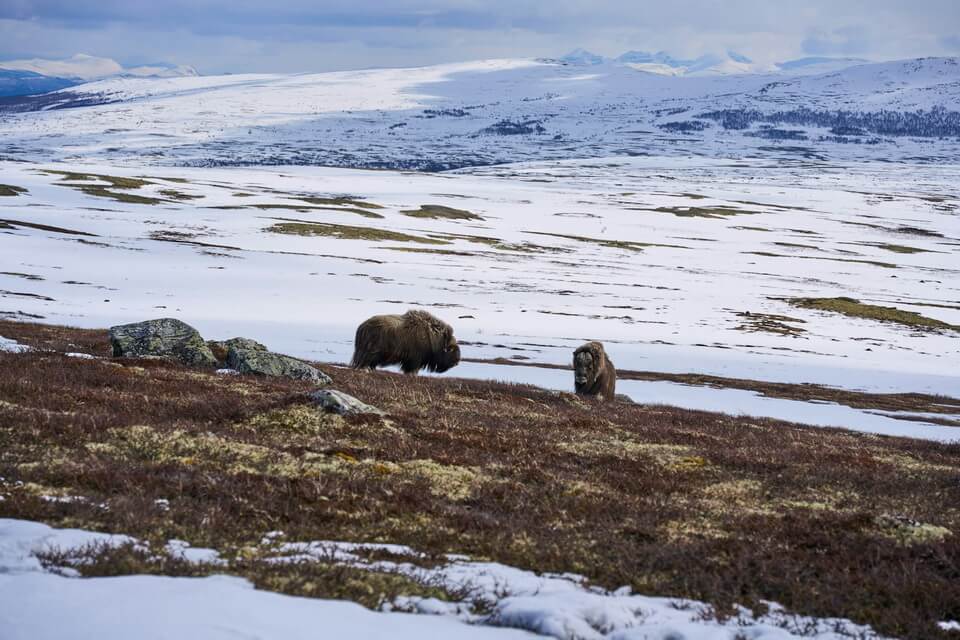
{"left": 109, "top": 318, "right": 218, "bottom": 368}
{"left": 309, "top": 389, "right": 384, "bottom": 416}
{"left": 207, "top": 337, "right": 268, "bottom": 364}
{"left": 227, "top": 347, "right": 331, "bottom": 384}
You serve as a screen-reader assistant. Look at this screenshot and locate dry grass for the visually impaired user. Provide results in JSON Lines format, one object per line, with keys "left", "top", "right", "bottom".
{"left": 790, "top": 296, "right": 960, "bottom": 333}
{"left": 265, "top": 220, "right": 449, "bottom": 244}
{"left": 1, "top": 319, "right": 958, "bottom": 639}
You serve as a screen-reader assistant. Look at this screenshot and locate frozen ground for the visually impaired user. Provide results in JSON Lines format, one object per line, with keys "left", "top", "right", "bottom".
{"left": 0, "top": 517, "right": 892, "bottom": 640}
{"left": 1, "top": 156, "right": 958, "bottom": 439}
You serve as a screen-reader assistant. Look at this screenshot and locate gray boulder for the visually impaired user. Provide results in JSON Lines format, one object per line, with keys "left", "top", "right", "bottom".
{"left": 309, "top": 389, "right": 385, "bottom": 416}
{"left": 109, "top": 318, "right": 218, "bottom": 368}
{"left": 207, "top": 337, "right": 267, "bottom": 364}
{"left": 227, "top": 347, "right": 331, "bottom": 384}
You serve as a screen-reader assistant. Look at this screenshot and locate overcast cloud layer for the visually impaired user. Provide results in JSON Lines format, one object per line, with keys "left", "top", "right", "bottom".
{"left": 1, "top": 0, "right": 958, "bottom": 74}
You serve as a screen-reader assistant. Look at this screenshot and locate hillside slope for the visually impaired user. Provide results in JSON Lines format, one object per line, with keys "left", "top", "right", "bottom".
{"left": 1, "top": 320, "right": 958, "bottom": 639}
{"left": 0, "top": 57, "right": 957, "bottom": 168}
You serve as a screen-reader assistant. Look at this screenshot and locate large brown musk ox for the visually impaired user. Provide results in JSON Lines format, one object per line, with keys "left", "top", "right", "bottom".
{"left": 573, "top": 341, "right": 616, "bottom": 400}
{"left": 351, "top": 310, "right": 461, "bottom": 374}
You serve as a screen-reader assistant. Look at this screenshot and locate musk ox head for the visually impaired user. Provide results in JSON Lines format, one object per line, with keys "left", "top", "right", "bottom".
{"left": 425, "top": 320, "right": 461, "bottom": 373}
{"left": 573, "top": 341, "right": 615, "bottom": 400}
{"left": 351, "top": 309, "right": 461, "bottom": 374}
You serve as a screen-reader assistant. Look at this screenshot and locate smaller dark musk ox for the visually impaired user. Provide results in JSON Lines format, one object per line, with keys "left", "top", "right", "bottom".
{"left": 573, "top": 341, "right": 616, "bottom": 401}
{"left": 351, "top": 310, "right": 461, "bottom": 374}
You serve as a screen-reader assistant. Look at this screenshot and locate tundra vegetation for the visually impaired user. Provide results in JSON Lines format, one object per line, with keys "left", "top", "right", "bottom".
{"left": 1, "top": 320, "right": 958, "bottom": 639}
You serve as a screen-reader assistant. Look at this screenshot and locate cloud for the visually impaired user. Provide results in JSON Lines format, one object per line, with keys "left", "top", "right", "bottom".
{"left": 0, "top": 52, "right": 122, "bottom": 78}
{"left": 1, "top": 1, "right": 958, "bottom": 73}
{"left": 801, "top": 27, "right": 870, "bottom": 56}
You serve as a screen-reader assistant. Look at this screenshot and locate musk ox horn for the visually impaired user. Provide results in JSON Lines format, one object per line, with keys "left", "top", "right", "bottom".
{"left": 573, "top": 341, "right": 616, "bottom": 401}
{"left": 351, "top": 309, "right": 461, "bottom": 374}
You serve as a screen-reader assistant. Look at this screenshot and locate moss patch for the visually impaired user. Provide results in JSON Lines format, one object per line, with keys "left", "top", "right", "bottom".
{"left": 41, "top": 170, "right": 165, "bottom": 205}
{"left": 382, "top": 247, "right": 483, "bottom": 257}
{"left": 866, "top": 243, "right": 933, "bottom": 254}
{"left": 649, "top": 206, "right": 760, "bottom": 219}
{"left": 789, "top": 297, "right": 960, "bottom": 333}
{"left": 0, "top": 184, "right": 27, "bottom": 197}
{"left": 295, "top": 196, "right": 384, "bottom": 210}
{"left": 401, "top": 204, "right": 483, "bottom": 221}
{"left": 734, "top": 311, "right": 807, "bottom": 336}
{"left": 253, "top": 204, "right": 384, "bottom": 219}
{"left": 158, "top": 189, "right": 203, "bottom": 201}
{"left": 266, "top": 220, "right": 450, "bottom": 245}
{"left": 525, "top": 231, "right": 688, "bottom": 252}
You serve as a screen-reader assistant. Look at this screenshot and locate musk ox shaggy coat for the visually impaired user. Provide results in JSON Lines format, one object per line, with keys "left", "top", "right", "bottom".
{"left": 573, "top": 341, "right": 616, "bottom": 401}
{"left": 351, "top": 310, "right": 461, "bottom": 374}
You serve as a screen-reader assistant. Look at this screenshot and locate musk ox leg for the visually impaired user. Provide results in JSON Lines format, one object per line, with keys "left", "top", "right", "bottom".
{"left": 400, "top": 357, "right": 423, "bottom": 374}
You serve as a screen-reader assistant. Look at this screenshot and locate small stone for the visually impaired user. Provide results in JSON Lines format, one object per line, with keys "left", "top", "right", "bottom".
{"left": 309, "top": 389, "right": 385, "bottom": 416}
{"left": 109, "top": 318, "right": 217, "bottom": 368}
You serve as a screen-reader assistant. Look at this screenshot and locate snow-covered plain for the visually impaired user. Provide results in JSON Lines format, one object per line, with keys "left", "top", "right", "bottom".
{"left": 1, "top": 57, "right": 958, "bottom": 168}
{"left": 1, "top": 156, "right": 958, "bottom": 439}
{"left": 0, "top": 518, "right": 891, "bottom": 640}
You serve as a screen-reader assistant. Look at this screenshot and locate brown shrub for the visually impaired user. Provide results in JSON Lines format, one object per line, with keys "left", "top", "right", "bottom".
{"left": 1, "top": 319, "right": 959, "bottom": 639}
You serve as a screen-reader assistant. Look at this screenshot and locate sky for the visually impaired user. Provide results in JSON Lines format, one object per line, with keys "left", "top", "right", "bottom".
{"left": 1, "top": 0, "right": 958, "bottom": 74}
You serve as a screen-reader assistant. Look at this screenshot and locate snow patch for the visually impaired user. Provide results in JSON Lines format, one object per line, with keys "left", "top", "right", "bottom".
{"left": 0, "top": 336, "right": 29, "bottom": 353}
{"left": 0, "top": 518, "right": 895, "bottom": 640}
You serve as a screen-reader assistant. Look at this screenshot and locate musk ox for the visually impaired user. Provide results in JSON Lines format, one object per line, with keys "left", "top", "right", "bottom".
{"left": 351, "top": 310, "right": 461, "bottom": 374}
{"left": 573, "top": 341, "right": 616, "bottom": 401}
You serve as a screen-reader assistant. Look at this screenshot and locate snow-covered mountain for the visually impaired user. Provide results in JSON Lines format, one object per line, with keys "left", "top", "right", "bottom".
{"left": 0, "top": 69, "right": 77, "bottom": 97}
{"left": 559, "top": 48, "right": 875, "bottom": 77}
{"left": 775, "top": 56, "right": 871, "bottom": 75}
{"left": 0, "top": 54, "right": 197, "bottom": 97}
{"left": 614, "top": 50, "right": 770, "bottom": 75}
{"left": 0, "top": 56, "right": 957, "bottom": 168}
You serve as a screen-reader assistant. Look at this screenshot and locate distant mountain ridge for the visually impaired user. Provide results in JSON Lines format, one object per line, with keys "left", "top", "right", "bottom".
{"left": 0, "top": 54, "right": 197, "bottom": 97}
{"left": 559, "top": 48, "right": 876, "bottom": 77}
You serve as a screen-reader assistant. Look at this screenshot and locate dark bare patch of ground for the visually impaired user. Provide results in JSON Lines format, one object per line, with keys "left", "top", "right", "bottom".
{"left": 1, "top": 320, "right": 958, "bottom": 639}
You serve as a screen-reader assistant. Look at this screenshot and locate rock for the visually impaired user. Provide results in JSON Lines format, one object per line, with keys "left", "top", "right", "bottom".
{"left": 309, "top": 389, "right": 385, "bottom": 416}
{"left": 227, "top": 347, "right": 331, "bottom": 384}
{"left": 109, "top": 318, "right": 218, "bottom": 368}
{"left": 615, "top": 393, "right": 635, "bottom": 404}
{"left": 207, "top": 337, "right": 268, "bottom": 364}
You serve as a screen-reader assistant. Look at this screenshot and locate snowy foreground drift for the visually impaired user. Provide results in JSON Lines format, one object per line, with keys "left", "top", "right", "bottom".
{"left": 0, "top": 518, "right": 891, "bottom": 640}
{"left": 1, "top": 157, "right": 958, "bottom": 438}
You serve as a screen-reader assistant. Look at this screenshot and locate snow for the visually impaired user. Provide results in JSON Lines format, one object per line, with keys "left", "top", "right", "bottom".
{"left": 0, "top": 56, "right": 957, "bottom": 168}
{"left": 164, "top": 539, "right": 224, "bottom": 565}
{"left": 0, "top": 336, "right": 29, "bottom": 353}
{"left": 940, "top": 621, "right": 960, "bottom": 632}
{"left": 448, "top": 362, "right": 960, "bottom": 443}
{"left": 0, "top": 570, "right": 537, "bottom": 640}
{"left": 0, "top": 518, "right": 892, "bottom": 640}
